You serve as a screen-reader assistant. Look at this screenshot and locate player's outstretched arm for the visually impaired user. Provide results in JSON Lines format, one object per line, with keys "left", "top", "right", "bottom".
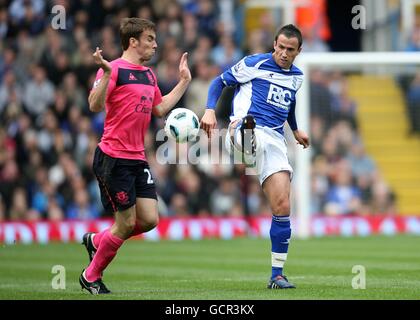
{"left": 88, "top": 47, "right": 112, "bottom": 112}
{"left": 153, "top": 52, "right": 191, "bottom": 117}
{"left": 200, "top": 75, "right": 227, "bottom": 138}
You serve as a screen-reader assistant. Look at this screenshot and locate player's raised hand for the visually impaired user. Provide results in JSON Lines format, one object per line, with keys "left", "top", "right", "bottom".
{"left": 293, "top": 130, "right": 310, "bottom": 149}
{"left": 179, "top": 52, "right": 192, "bottom": 83}
{"left": 93, "top": 47, "right": 112, "bottom": 73}
{"left": 200, "top": 109, "right": 217, "bottom": 138}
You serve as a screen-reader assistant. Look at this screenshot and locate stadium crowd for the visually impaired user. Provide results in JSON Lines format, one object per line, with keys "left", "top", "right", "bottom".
{"left": 0, "top": 0, "right": 397, "bottom": 221}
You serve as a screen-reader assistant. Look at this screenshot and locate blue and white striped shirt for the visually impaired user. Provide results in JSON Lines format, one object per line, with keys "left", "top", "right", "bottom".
{"left": 207, "top": 52, "right": 303, "bottom": 135}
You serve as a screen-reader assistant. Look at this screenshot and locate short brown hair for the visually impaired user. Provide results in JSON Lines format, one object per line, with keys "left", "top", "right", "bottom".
{"left": 275, "top": 24, "right": 303, "bottom": 48}
{"left": 120, "top": 18, "right": 156, "bottom": 51}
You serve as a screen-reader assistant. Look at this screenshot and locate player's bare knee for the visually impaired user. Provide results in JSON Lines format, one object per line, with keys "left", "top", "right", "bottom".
{"left": 114, "top": 217, "right": 136, "bottom": 239}
{"left": 124, "top": 218, "right": 136, "bottom": 232}
{"left": 140, "top": 215, "right": 159, "bottom": 232}
{"left": 272, "top": 198, "right": 290, "bottom": 216}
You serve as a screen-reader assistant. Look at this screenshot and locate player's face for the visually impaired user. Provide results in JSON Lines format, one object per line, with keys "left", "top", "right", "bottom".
{"left": 272, "top": 34, "right": 301, "bottom": 69}
{"left": 133, "top": 29, "right": 157, "bottom": 62}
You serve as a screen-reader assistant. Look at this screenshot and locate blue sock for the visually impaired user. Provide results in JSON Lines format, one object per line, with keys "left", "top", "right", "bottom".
{"left": 270, "top": 215, "right": 291, "bottom": 279}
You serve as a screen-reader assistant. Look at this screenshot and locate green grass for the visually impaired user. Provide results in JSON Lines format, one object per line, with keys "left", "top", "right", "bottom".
{"left": 0, "top": 235, "right": 419, "bottom": 300}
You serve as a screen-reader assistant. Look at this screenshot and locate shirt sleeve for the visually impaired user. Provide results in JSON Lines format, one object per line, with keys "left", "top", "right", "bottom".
{"left": 206, "top": 76, "right": 225, "bottom": 109}
{"left": 287, "top": 75, "right": 304, "bottom": 130}
{"left": 287, "top": 100, "right": 298, "bottom": 131}
{"left": 206, "top": 56, "right": 257, "bottom": 109}
{"left": 220, "top": 56, "right": 256, "bottom": 86}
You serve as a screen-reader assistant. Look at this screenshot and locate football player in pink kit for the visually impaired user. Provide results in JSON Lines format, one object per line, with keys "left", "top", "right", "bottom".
{"left": 79, "top": 18, "right": 191, "bottom": 294}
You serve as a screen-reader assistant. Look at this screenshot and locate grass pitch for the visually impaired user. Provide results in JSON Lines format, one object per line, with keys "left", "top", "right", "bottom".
{"left": 0, "top": 235, "right": 419, "bottom": 300}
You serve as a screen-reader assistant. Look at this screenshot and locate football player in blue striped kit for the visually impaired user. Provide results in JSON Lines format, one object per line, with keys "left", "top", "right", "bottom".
{"left": 200, "top": 24, "right": 310, "bottom": 289}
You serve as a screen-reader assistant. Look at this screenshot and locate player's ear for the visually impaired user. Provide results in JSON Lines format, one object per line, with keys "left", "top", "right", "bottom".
{"left": 130, "top": 37, "right": 137, "bottom": 48}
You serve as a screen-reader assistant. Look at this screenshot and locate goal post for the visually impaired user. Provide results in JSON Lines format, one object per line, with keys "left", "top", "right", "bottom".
{"left": 293, "top": 52, "right": 420, "bottom": 239}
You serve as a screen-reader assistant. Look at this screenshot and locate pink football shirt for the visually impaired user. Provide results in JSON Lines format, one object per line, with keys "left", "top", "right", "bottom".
{"left": 92, "top": 58, "right": 162, "bottom": 161}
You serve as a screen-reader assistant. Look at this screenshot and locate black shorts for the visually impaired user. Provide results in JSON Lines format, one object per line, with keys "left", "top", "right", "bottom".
{"left": 93, "top": 146, "right": 157, "bottom": 214}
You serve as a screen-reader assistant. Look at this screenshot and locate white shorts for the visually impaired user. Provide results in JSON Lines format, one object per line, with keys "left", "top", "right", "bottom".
{"left": 225, "top": 123, "right": 293, "bottom": 185}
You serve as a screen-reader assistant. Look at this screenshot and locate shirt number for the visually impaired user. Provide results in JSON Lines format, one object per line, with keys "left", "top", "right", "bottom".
{"left": 144, "top": 168, "right": 154, "bottom": 184}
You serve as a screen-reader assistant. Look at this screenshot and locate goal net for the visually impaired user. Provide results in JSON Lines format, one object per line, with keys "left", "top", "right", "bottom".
{"left": 291, "top": 52, "right": 420, "bottom": 238}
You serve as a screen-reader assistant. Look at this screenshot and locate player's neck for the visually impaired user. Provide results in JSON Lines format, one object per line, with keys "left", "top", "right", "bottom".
{"left": 121, "top": 51, "right": 145, "bottom": 66}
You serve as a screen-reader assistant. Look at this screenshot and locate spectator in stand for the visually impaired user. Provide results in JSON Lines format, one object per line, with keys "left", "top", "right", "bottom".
{"left": 8, "top": 0, "right": 46, "bottom": 36}
{"left": 355, "top": 174, "right": 373, "bottom": 215}
{"left": 330, "top": 78, "right": 358, "bottom": 128}
{"left": 301, "top": 26, "right": 330, "bottom": 52}
{"left": 0, "top": 47, "right": 20, "bottom": 84}
{"left": 0, "top": 159, "right": 20, "bottom": 214}
{"left": 246, "top": 178, "right": 265, "bottom": 216}
{"left": 324, "top": 159, "right": 362, "bottom": 215}
{"left": 31, "top": 178, "right": 65, "bottom": 220}
{"left": 191, "top": 34, "right": 213, "bottom": 65}
{"left": 182, "top": 12, "right": 199, "bottom": 52}
{"left": 195, "top": 0, "right": 218, "bottom": 44}
{"left": 9, "top": 187, "right": 29, "bottom": 220}
{"left": 164, "top": 0, "right": 184, "bottom": 42}
{"left": 369, "top": 177, "right": 396, "bottom": 214}
{"left": 60, "top": 72, "right": 87, "bottom": 111}
{"left": 309, "top": 115, "right": 326, "bottom": 158}
{"left": 209, "top": 177, "right": 240, "bottom": 216}
{"left": 346, "top": 142, "right": 376, "bottom": 180}
{"left": 66, "top": 188, "right": 100, "bottom": 220}
{"left": 168, "top": 192, "right": 190, "bottom": 217}
{"left": 311, "top": 155, "right": 329, "bottom": 215}
{"left": 0, "top": 7, "right": 8, "bottom": 39}
{"left": 185, "top": 59, "right": 217, "bottom": 119}
{"left": 181, "top": 168, "right": 210, "bottom": 216}
{"left": 405, "top": 23, "right": 420, "bottom": 51}
{"left": 246, "top": 29, "right": 270, "bottom": 55}
{"left": 210, "top": 33, "right": 243, "bottom": 71}
{"left": 23, "top": 66, "right": 55, "bottom": 119}
{"left": 0, "top": 70, "right": 24, "bottom": 118}
{"left": 334, "top": 120, "right": 357, "bottom": 156}
{"left": 310, "top": 69, "right": 333, "bottom": 127}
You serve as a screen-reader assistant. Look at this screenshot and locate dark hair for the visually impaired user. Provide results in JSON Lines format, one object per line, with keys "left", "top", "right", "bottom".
{"left": 120, "top": 18, "right": 156, "bottom": 51}
{"left": 274, "top": 24, "right": 303, "bottom": 48}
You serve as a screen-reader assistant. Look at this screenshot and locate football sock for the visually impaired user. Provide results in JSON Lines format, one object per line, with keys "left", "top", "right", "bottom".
{"left": 93, "top": 224, "right": 142, "bottom": 249}
{"left": 92, "top": 228, "right": 108, "bottom": 249}
{"left": 270, "top": 215, "right": 291, "bottom": 279}
{"left": 85, "top": 230, "right": 124, "bottom": 281}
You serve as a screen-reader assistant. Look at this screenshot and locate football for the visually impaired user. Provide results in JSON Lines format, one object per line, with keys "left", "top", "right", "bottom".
{"left": 164, "top": 108, "right": 200, "bottom": 143}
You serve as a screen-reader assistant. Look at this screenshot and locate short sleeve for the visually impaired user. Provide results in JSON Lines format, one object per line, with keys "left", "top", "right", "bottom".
{"left": 295, "top": 75, "right": 304, "bottom": 92}
{"left": 220, "top": 55, "right": 260, "bottom": 86}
